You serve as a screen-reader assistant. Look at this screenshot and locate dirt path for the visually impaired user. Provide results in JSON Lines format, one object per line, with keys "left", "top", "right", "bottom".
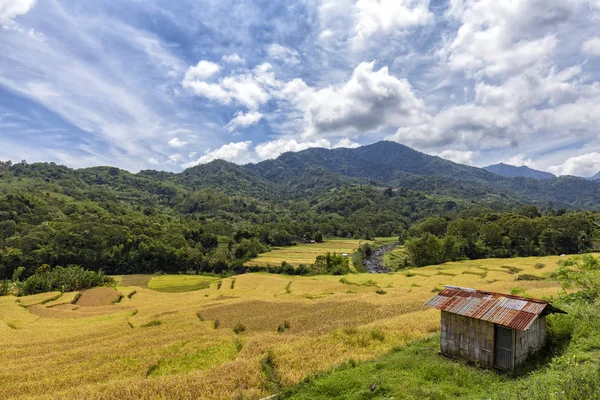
{"left": 364, "top": 243, "right": 398, "bottom": 273}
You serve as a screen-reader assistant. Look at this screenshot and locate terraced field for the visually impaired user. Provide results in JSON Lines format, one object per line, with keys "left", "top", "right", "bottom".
{"left": 0, "top": 254, "right": 578, "bottom": 399}
{"left": 245, "top": 238, "right": 369, "bottom": 268}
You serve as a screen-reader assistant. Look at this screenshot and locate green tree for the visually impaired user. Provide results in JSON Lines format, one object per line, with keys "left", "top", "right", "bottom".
{"left": 314, "top": 231, "right": 324, "bottom": 243}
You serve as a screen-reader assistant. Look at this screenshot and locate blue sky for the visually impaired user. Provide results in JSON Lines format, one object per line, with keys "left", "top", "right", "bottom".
{"left": 1, "top": 0, "right": 600, "bottom": 176}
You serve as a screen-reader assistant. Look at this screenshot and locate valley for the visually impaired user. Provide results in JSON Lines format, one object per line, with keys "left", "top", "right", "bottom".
{"left": 0, "top": 254, "right": 571, "bottom": 399}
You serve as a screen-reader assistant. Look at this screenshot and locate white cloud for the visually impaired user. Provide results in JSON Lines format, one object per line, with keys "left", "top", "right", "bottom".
{"left": 255, "top": 137, "right": 361, "bottom": 160}
{"left": 436, "top": 149, "right": 478, "bottom": 165}
{"left": 548, "top": 152, "right": 600, "bottom": 176}
{"left": 183, "top": 141, "right": 254, "bottom": 167}
{"left": 353, "top": 0, "right": 433, "bottom": 47}
{"left": 182, "top": 62, "right": 278, "bottom": 109}
{"left": 282, "top": 61, "right": 426, "bottom": 139}
{"left": 439, "top": 0, "right": 583, "bottom": 77}
{"left": 0, "top": 0, "right": 36, "bottom": 24}
{"left": 183, "top": 60, "right": 220, "bottom": 80}
{"left": 506, "top": 154, "right": 535, "bottom": 168}
{"left": 268, "top": 44, "right": 300, "bottom": 65}
{"left": 222, "top": 53, "right": 245, "bottom": 64}
{"left": 168, "top": 137, "right": 187, "bottom": 148}
{"left": 226, "top": 110, "right": 263, "bottom": 132}
{"left": 388, "top": 103, "right": 524, "bottom": 149}
{"left": 317, "top": 0, "right": 433, "bottom": 48}
{"left": 333, "top": 138, "right": 361, "bottom": 148}
{"left": 255, "top": 138, "right": 329, "bottom": 160}
{"left": 582, "top": 37, "right": 600, "bottom": 56}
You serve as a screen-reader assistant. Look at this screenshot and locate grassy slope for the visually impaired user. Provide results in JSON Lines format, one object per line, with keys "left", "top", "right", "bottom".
{"left": 0, "top": 254, "right": 593, "bottom": 399}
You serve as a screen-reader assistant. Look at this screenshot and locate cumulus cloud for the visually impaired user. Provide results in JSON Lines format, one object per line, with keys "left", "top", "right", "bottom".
{"left": 436, "top": 149, "right": 478, "bottom": 165}
{"left": 387, "top": 103, "right": 524, "bottom": 149}
{"left": 255, "top": 137, "right": 360, "bottom": 160}
{"left": 222, "top": 53, "right": 245, "bottom": 64}
{"left": 317, "top": 0, "right": 433, "bottom": 48}
{"left": 353, "top": 0, "right": 433, "bottom": 47}
{"left": 582, "top": 37, "right": 600, "bottom": 56}
{"left": 168, "top": 137, "right": 188, "bottom": 148}
{"left": 268, "top": 44, "right": 300, "bottom": 65}
{"left": 282, "top": 61, "right": 426, "bottom": 139}
{"left": 184, "top": 60, "right": 220, "bottom": 80}
{"left": 183, "top": 141, "right": 254, "bottom": 167}
{"left": 333, "top": 138, "right": 361, "bottom": 148}
{"left": 0, "top": 0, "right": 36, "bottom": 24}
{"left": 548, "top": 152, "right": 600, "bottom": 176}
{"left": 439, "top": 0, "right": 583, "bottom": 77}
{"left": 182, "top": 61, "right": 279, "bottom": 109}
{"left": 506, "top": 154, "right": 535, "bottom": 168}
{"left": 225, "top": 110, "right": 264, "bottom": 132}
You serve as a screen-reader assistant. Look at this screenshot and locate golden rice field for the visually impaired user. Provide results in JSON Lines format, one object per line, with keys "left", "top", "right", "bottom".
{"left": 0, "top": 254, "right": 581, "bottom": 399}
{"left": 245, "top": 238, "right": 370, "bottom": 268}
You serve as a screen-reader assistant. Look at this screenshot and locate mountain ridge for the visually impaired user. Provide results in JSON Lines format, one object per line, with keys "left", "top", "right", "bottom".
{"left": 484, "top": 163, "right": 555, "bottom": 180}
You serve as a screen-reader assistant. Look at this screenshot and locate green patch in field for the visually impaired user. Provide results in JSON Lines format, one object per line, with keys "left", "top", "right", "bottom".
{"left": 148, "top": 343, "right": 239, "bottom": 377}
{"left": 119, "top": 274, "right": 153, "bottom": 288}
{"left": 148, "top": 275, "right": 218, "bottom": 293}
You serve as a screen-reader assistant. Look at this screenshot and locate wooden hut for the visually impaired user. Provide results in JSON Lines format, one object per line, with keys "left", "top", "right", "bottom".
{"left": 425, "top": 286, "right": 565, "bottom": 370}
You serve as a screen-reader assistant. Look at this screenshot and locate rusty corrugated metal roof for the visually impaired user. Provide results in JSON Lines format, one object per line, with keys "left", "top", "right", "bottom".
{"left": 425, "top": 286, "right": 564, "bottom": 331}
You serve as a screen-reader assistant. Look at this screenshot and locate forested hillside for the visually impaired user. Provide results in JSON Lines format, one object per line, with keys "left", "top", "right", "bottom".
{"left": 1, "top": 141, "right": 599, "bottom": 279}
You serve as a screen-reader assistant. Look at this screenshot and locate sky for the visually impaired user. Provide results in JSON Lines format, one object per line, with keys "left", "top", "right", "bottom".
{"left": 1, "top": 0, "right": 600, "bottom": 176}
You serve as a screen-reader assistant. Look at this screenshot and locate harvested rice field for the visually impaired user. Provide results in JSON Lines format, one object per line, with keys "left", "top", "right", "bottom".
{"left": 0, "top": 254, "right": 580, "bottom": 399}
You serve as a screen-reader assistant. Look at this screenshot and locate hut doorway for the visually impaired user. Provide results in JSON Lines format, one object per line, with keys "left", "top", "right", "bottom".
{"left": 494, "top": 325, "right": 513, "bottom": 370}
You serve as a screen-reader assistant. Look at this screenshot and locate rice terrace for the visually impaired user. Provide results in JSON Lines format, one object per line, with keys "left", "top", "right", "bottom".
{"left": 0, "top": 253, "right": 586, "bottom": 399}
{"left": 3, "top": 1, "right": 600, "bottom": 398}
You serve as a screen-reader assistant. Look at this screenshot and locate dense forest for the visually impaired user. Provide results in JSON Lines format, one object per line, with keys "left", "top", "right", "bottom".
{"left": 1, "top": 141, "right": 599, "bottom": 280}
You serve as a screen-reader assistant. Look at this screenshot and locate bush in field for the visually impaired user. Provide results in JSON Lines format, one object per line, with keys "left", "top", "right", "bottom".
{"left": 552, "top": 254, "right": 600, "bottom": 303}
{"left": 18, "top": 265, "right": 115, "bottom": 296}
{"left": 314, "top": 231, "right": 324, "bottom": 243}
{"left": 0, "top": 280, "right": 9, "bottom": 296}
{"left": 313, "top": 252, "right": 350, "bottom": 275}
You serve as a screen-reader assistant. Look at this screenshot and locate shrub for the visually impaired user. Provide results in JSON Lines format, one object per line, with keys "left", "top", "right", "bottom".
{"left": 376, "top": 289, "right": 387, "bottom": 295}
{"left": 534, "top": 263, "right": 545, "bottom": 269}
{"left": 0, "top": 280, "right": 9, "bottom": 296}
{"left": 277, "top": 320, "right": 290, "bottom": 333}
{"left": 213, "top": 319, "right": 220, "bottom": 329}
{"left": 127, "top": 290, "right": 137, "bottom": 299}
{"left": 112, "top": 294, "right": 124, "bottom": 304}
{"left": 18, "top": 265, "right": 115, "bottom": 296}
{"left": 141, "top": 320, "right": 162, "bottom": 328}
{"left": 233, "top": 323, "right": 246, "bottom": 334}
{"left": 370, "top": 329, "right": 385, "bottom": 341}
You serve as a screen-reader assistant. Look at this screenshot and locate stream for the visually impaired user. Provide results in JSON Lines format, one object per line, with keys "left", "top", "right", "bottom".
{"left": 364, "top": 243, "right": 398, "bottom": 273}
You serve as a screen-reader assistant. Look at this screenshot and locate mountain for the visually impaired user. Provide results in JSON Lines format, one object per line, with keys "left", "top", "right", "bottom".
{"left": 248, "top": 141, "right": 600, "bottom": 209}
{"left": 590, "top": 171, "right": 600, "bottom": 181}
{"left": 484, "top": 163, "right": 555, "bottom": 180}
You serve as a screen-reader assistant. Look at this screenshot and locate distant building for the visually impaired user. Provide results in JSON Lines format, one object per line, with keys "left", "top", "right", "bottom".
{"left": 425, "top": 286, "right": 566, "bottom": 371}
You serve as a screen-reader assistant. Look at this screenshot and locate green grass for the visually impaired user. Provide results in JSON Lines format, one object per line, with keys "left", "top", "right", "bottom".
{"left": 383, "top": 246, "right": 409, "bottom": 271}
{"left": 147, "top": 275, "right": 218, "bottom": 293}
{"left": 282, "top": 301, "right": 600, "bottom": 400}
